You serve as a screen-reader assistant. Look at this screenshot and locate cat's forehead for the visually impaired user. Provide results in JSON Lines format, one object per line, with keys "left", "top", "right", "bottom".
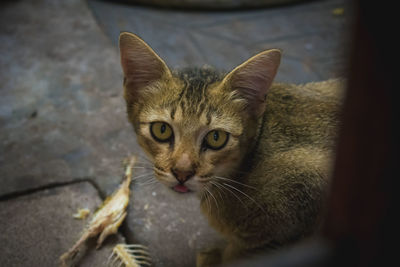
{"left": 172, "top": 67, "right": 223, "bottom": 113}
{"left": 139, "top": 67, "right": 244, "bottom": 135}
{"left": 142, "top": 90, "right": 240, "bottom": 136}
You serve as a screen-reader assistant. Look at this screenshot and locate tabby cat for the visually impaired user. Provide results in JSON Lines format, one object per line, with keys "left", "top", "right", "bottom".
{"left": 119, "top": 32, "right": 343, "bottom": 265}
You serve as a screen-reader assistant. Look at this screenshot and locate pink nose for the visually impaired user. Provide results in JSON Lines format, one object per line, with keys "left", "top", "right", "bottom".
{"left": 171, "top": 168, "right": 194, "bottom": 184}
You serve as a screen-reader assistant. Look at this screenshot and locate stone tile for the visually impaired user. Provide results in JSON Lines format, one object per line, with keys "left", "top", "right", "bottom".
{"left": 126, "top": 182, "right": 225, "bottom": 267}
{"left": 0, "top": 182, "right": 125, "bottom": 267}
{"left": 277, "top": 56, "right": 321, "bottom": 83}
{"left": 0, "top": 0, "right": 139, "bottom": 196}
{"left": 88, "top": 0, "right": 348, "bottom": 83}
{"left": 188, "top": 31, "right": 253, "bottom": 71}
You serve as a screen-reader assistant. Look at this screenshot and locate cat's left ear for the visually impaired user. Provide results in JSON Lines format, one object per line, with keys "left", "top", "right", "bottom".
{"left": 222, "top": 49, "right": 281, "bottom": 117}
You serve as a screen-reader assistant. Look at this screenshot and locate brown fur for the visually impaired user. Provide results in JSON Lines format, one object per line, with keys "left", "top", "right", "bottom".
{"left": 119, "top": 32, "right": 344, "bottom": 265}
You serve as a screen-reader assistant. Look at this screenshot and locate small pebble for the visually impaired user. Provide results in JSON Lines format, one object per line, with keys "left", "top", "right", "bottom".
{"left": 332, "top": 7, "right": 344, "bottom": 16}
{"left": 73, "top": 208, "right": 90, "bottom": 219}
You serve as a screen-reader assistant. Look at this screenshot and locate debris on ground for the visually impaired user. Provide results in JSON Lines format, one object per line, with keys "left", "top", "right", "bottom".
{"left": 108, "top": 244, "right": 151, "bottom": 267}
{"left": 73, "top": 208, "right": 91, "bottom": 220}
{"left": 60, "top": 156, "right": 137, "bottom": 266}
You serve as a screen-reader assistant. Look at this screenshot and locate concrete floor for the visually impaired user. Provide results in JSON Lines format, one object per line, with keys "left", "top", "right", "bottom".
{"left": 0, "top": 0, "right": 347, "bottom": 266}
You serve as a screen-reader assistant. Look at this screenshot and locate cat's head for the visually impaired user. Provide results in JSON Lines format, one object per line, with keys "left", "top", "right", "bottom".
{"left": 119, "top": 32, "right": 280, "bottom": 195}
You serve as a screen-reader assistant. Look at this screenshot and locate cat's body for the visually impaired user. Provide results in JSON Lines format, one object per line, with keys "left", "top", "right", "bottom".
{"left": 118, "top": 32, "right": 343, "bottom": 265}
{"left": 199, "top": 79, "right": 342, "bottom": 263}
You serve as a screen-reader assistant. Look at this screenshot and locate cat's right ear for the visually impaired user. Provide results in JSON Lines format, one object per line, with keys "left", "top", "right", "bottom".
{"left": 119, "top": 32, "right": 171, "bottom": 103}
{"left": 222, "top": 49, "right": 281, "bottom": 117}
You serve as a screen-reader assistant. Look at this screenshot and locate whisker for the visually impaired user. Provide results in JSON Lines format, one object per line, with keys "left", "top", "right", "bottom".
{"left": 122, "top": 155, "right": 153, "bottom": 167}
{"left": 138, "top": 179, "right": 158, "bottom": 187}
{"left": 132, "top": 166, "right": 155, "bottom": 172}
{"left": 202, "top": 187, "right": 212, "bottom": 216}
{"left": 136, "top": 154, "right": 153, "bottom": 164}
{"left": 215, "top": 182, "right": 249, "bottom": 210}
{"left": 153, "top": 168, "right": 167, "bottom": 176}
{"left": 209, "top": 181, "right": 226, "bottom": 201}
{"left": 207, "top": 190, "right": 213, "bottom": 216}
{"left": 132, "top": 173, "right": 154, "bottom": 181}
{"left": 136, "top": 160, "right": 153, "bottom": 165}
{"left": 222, "top": 183, "right": 265, "bottom": 212}
{"left": 132, "top": 166, "right": 153, "bottom": 169}
{"left": 209, "top": 181, "right": 225, "bottom": 201}
{"left": 214, "top": 176, "right": 258, "bottom": 190}
{"left": 204, "top": 185, "right": 219, "bottom": 214}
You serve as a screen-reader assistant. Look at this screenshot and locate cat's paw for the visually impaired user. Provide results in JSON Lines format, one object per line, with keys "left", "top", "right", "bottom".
{"left": 196, "top": 248, "right": 222, "bottom": 267}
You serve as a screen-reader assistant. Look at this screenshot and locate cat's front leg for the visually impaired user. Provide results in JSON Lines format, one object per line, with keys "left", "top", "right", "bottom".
{"left": 196, "top": 247, "right": 222, "bottom": 267}
{"left": 221, "top": 241, "right": 248, "bottom": 265}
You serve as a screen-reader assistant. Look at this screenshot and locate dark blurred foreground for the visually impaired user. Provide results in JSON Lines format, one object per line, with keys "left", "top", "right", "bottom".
{"left": 232, "top": 1, "right": 399, "bottom": 266}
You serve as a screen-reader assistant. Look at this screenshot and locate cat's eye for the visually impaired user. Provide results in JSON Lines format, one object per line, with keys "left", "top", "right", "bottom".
{"left": 150, "top": 122, "right": 173, "bottom": 142}
{"left": 204, "top": 130, "right": 229, "bottom": 150}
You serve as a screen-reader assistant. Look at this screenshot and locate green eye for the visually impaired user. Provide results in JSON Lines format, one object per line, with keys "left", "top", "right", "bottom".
{"left": 205, "top": 130, "right": 229, "bottom": 150}
{"left": 150, "top": 122, "right": 173, "bottom": 142}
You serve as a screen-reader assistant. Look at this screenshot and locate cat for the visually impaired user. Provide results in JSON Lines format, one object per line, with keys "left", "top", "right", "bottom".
{"left": 119, "top": 32, "right": 344, "bottom": 265}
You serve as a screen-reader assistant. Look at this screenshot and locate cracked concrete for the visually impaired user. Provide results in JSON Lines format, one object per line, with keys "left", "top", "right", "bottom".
{"left": 0, "top": 181, "right": 125, "bottom": 266}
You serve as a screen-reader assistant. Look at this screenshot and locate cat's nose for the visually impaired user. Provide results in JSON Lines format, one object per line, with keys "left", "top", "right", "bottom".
{"left": 172, "top": 153, "right": 195, "bottom": 183}
{"left": 171, "top": 168, "right": 195, "bottom": 184}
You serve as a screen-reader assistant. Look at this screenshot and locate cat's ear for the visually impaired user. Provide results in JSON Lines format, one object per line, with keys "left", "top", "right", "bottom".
{"left": 119, "top": 32, "right": 171, "bottom": 102}
{"left": 223, "top": 49, "right": 281, "bottom": 117}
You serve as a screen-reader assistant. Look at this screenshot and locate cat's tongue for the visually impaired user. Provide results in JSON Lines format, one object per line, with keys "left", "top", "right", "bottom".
{"left": 173, "top": 184, "right": 189, "bottom": 193}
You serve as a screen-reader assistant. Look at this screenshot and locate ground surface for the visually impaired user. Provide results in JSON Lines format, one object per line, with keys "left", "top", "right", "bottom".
{"left": 0, "top": 0, "right": 347, "bottom": 266}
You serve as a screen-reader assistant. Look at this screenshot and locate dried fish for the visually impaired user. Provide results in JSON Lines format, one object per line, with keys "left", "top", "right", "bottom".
{"left": 60, "top": 156, "right": 137, "bottom": 267}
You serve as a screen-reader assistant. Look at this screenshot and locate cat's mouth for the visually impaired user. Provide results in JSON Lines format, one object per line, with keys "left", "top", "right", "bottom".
{"left": 153, "top": 171, "right": 192, "bottom": 193}
{"left": 172, "top": 184, "right": 190, "bottom": 193}
{"left": 153, "top": 168, "right": 200, "bottom": 194}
